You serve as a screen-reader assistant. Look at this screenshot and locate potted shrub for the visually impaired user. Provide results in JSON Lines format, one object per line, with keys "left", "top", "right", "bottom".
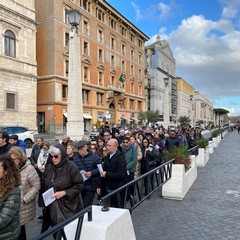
{"left": 193, "top": 137, "right": 209, "bottom": 168}
{"left": 162, "top": 144, "right": 197, "bottom": 200}
{"left": 211, "top": 130, "right": 219, "bottom": 148}
{"left": 164, "top": 144, "right": 191, "bottom": 170}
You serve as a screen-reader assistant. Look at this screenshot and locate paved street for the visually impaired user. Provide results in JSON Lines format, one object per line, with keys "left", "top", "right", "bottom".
{"left": 27, "top": 131, "right": 240, "bottom": 239}
{"left": 131, "top": 131, "right": 240, "bottom": 240}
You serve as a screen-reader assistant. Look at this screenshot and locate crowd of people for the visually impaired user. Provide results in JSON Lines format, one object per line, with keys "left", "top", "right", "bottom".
{"left": 0, "top": 124, "right": 204, "bottom": 239}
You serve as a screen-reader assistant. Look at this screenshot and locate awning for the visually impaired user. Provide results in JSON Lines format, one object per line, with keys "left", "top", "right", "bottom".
{"left": 63, "top": 112, "right": 92, "bottom": 119}
{"left": 120, "top": 116, "right": 127, "bottom": 120}
{"left": 83, "top": 113, "right": 93, "bottom": 119}
{"left": 130, "top": 117, "right": 137, "bottom": 121}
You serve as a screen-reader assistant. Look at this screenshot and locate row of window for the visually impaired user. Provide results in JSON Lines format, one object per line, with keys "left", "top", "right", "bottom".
{"left": 65, "top": 60, "right": 143, "bottom": 92}
{"left": 62, "top": 85, "right": 142, "bottom": 110}
{"left": 65, "top": 30, "right": 143, "bottom": 65}
{"left": 66, "top": 0, "right": 144, "bottom": 48}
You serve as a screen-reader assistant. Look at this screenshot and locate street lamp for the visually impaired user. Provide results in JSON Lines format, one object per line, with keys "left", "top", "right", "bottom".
{"left": 66, "top": 9, "right": 84, "bottom": 140}
{"left": 164, "top": 77, "right": 169, "bottom": 86}
{"left": 163, "top": 77, "right": 170, "bottom": 129}
{"left": 190, "top": 95, "right": 194, "bottom": 128}
{"left": 68, "top": 9, "right": 81, "bottom": 30}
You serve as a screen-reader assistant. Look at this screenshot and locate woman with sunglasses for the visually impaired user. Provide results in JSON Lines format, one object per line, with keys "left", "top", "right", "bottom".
{"left": 100, "top": 146, "right": 108, "bottom": 164}
{"left": 0, "top": 156, "right": 21, "bottom": 240}
{"left": 8, "top": 146, "right": 40, "bottom": 240}
{"left": 40, "top": 144, "right": 83, "bottom": 235}
{"left": 141, "top": 137, "right": 157, "bottom": 195}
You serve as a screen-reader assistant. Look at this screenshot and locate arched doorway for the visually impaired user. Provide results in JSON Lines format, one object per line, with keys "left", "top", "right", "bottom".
{"left": 109, "top": 103, "right": 115, "bottom": 126}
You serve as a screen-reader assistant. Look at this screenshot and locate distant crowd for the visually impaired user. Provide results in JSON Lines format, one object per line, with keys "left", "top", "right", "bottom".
{"left": 0, "top": 124, "right": 205, "bottom": 239}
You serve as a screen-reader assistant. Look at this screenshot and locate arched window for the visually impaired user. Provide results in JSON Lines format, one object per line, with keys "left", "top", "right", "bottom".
{"left": 4, "top": 30, "right": 16, "bottom": 58}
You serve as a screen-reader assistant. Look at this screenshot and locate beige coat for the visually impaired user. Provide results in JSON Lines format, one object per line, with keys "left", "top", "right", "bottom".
{"left": 133, "top": 142, "right": 142, "bottom": 177}
{"left": 19, "top": 160, "right": 40, "bottom": 226}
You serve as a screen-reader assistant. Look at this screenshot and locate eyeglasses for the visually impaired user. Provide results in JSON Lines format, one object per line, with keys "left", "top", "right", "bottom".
{"left": 91, "top": 147, "right": 96, "bottom": 150}
{"left": 50, "top": 155, "right": 59, "bottom": 159}
{"left": 123, "top": 141, "right": 129, "bottom": 143}
{"left": 143, "top": 141, "right": 148, "bottom": 143}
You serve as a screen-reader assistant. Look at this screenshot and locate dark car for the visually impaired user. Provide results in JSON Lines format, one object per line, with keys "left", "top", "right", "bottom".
{"left": 89, "top": 129, "right": 100, "bottom": 141}
{"left": 0, "top": 126, "right": 35, "bottom": 148}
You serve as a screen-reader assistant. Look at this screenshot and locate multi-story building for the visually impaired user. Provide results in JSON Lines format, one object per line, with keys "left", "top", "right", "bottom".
{"left": 35, "top": 0, "right": 149, "bottom": 133}
{"left": 173, "top": 77, "right": 195, "bottom": 126}
{"left": 174, "top": 78, "right": 214, "bottom": 127}
{"left": 0, "top": 0, "right": 37, "bottom": 128}
{"left": 194, "top": 91, "right": 214, "bottom": 127}
{"left": 145, "top": 36, "right": 177, "bottom": 123}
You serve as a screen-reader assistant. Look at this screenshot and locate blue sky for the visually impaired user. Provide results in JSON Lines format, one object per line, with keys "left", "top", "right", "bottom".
{"left": 107, "top": 0, "right": 240, "bottom": 116}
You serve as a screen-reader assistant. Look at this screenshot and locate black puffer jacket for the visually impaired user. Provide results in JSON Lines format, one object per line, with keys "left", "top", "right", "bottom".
{"left": 0, "top": 186, "right": 21, "bottom": 240}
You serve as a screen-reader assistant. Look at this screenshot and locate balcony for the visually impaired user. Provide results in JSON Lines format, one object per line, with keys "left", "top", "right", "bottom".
{"left": 105, "top": 84, "right": 125, "bottom": 93}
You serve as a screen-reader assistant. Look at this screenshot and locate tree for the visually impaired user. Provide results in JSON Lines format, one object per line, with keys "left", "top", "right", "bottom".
{"left": 138, "top": 110, "right": 159, "bottom": 125}
{"left": 178, "top": 116, "right": 191, "bottom": 126}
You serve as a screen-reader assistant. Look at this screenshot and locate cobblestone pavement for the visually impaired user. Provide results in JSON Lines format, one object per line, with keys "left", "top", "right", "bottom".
{"left": 131, "top": 131, "right": 240, "bottom": 240}
{"left": 27, "top": 131, "right": 240, "bottom": 239}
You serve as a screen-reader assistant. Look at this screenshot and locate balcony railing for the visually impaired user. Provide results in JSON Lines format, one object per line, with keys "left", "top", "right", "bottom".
{"left": 105, "top": 84, "right": 125, "bottom": 93}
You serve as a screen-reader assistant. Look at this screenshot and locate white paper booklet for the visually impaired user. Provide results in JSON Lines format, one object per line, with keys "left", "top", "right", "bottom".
{"left": 97, "top": 164, "right": 103, "bottom": 174}
{"left": 42, "top": 187, "right": 55, "bottom": 207}
{"left": 80, "top": 170, "right": 89, "bottom": 181}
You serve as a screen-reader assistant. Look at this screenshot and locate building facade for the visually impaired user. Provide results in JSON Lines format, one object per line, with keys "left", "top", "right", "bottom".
{"left": 174, "top": 77, "right": 195, "bottom": 126}
{"left": 0, "top": 0, "right": 37, "bottom": 129}
{"left": 35, "top": 0, "right": 149, "bottom": 133}
{"left": 194, "top": 91, "right": 214, "bottom": 127}
{"left": 145, "top": 36, "right": 177, "bottom": 123}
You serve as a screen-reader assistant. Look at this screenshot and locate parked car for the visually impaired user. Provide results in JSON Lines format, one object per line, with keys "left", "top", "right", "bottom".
{"left": 89, "top": 129, "right": 100, "bottom": 141}
{"left": 0, "top": 126, "right": 35, "bottom": 148}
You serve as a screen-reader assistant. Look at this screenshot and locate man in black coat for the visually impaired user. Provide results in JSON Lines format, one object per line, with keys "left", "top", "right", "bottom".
{"left": 165, "top": 129, "right": 182, "bottom": 151}
{"left": 29, "top": 137, "right": 44, "bottom": 169}
{"left": 97, "top": 138, "right": 127, "bottom": 207}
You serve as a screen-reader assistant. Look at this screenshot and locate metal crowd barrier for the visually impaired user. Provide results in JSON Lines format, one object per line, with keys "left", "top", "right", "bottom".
{"left": 100, "top": 159, "right": 175, "bottom": 213}
{"left": 188, "top": 145, "right": 199, "bottom": 156}
{"left": 32, "top": 159, "right": 175, "bottom": 239}
{"left": 32, "top": 205, "right": 92, "bottom": 240}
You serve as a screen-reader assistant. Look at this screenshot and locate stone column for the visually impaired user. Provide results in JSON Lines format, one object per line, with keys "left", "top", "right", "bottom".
{"left": 67, "top": 27, "right": 84, "bottom": 140}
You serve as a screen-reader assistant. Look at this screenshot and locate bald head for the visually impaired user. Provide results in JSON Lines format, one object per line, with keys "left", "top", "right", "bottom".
{"left": 107, "top": 138, "right": 118, "bottom": 154}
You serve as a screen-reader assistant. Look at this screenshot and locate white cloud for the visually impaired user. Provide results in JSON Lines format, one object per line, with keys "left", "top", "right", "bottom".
{"left": 131, "top": 1, "right": 174, "bottom": 22}
{"left": 219, "top": 0, "right": 240, "bottom": 19}
{"left": 146, "top": 12, "right": 240, "bottom": 115}
{"left": 131, "top": 2, "right": 143, "bottom": 21}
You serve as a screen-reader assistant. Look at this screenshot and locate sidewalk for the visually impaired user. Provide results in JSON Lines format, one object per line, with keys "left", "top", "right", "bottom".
{"left": 131, "top": 131, "right": 240, "bottom": 240}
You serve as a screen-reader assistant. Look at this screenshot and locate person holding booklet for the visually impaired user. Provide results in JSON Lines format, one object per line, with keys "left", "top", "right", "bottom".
{"left": 73, "top": 140, "right": 101, "bottom": 208}
{"left": 40, "top": 144, "right": 83, "bottom": 236}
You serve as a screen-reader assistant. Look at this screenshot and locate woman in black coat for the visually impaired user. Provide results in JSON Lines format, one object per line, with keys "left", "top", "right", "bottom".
{"left": 41, "top": 144, "right": 83, "bottom": 235}
{"left": 140, "top": 138, "right": 157, "bottom": 195}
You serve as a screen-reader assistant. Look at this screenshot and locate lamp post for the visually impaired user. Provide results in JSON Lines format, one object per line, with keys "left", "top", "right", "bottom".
{"left": 163, "top": 77, "right": 170, "bottom": 129}
{"left": 190, "top": 95, "right": 194, "bottom": 128}
{"left": 66, "top": 9, "right": 84, "bottom": 140}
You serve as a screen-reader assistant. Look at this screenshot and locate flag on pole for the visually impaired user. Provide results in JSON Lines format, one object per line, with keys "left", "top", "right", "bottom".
{"left": 119, "top": 73, "right": 125, "bottom": 88}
